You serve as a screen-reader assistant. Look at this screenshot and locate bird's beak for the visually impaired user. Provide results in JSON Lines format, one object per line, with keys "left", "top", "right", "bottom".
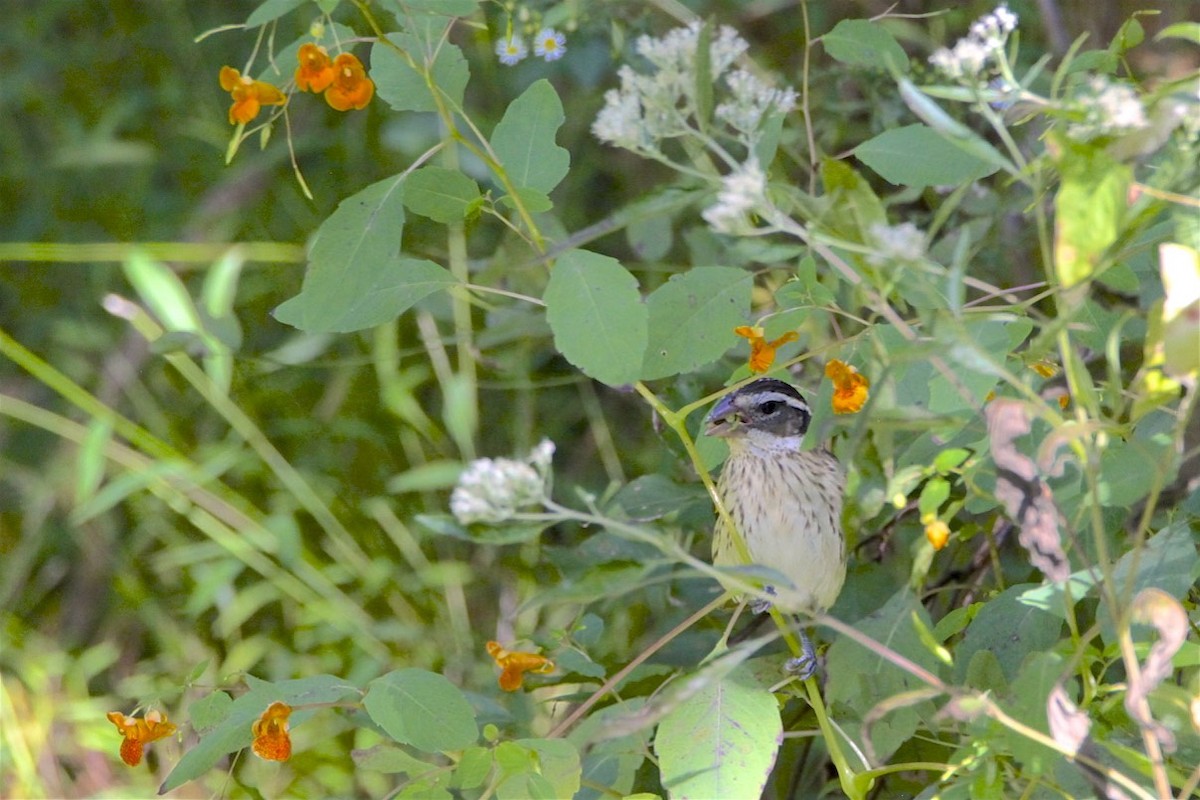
{"left": 705, "top": 397, "right": 740, "bottom": 438}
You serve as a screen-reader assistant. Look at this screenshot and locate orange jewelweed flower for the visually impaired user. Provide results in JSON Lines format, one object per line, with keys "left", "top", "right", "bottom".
{"left": 219, "top": 66, "right": 286, "bottom": 125}
{"left": 295, "top": 43, "right": 336, "bottom": 92}
{"left": 923, "top": 514, "right": 950, "bottom": 551}
{"left": 733, "top": 325, "right": 799, "bottom": 374}
{"left": 107, "top": 709, "right": 177, "bottom": 767}
{"left": 486, "top": 641, "right": 554, "bottom": 692}
{"left": 825, "top": 359, "right": 870, "bottom": 414}
{"left": 324, "top": 52, "right": 374, "bottom": 111}
{"left": 251, "top": 701, "right": 293, "bottom": 761}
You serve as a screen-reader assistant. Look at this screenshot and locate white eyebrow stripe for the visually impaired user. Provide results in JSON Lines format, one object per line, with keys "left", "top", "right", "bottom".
{"left": 751, "top": 391, "right": 810, "bottom": 412}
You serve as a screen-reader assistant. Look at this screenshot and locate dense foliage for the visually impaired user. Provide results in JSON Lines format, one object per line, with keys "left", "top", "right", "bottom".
{"left": 2, "top": 1, "right": 1197, "bottom": 798}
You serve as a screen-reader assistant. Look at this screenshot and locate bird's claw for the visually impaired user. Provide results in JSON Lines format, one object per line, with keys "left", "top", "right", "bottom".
{"left": 750, "top": 586, "right": 777, "bottom": 615}
{"left": 785, "top": 631, "right": 819, "bottom": 681}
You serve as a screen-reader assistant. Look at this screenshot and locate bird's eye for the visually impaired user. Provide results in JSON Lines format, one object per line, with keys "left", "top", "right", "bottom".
{"left": 757, "top": 400, "right": 781, "bottom": 415}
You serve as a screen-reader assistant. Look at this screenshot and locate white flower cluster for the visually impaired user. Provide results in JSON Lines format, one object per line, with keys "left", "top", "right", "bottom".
{"left": 716, "top": 69, "right": 798, "bottom": 135}
{"left": 450, "top": 439, "right": 555, "bottom": 525}
{"left": 701, "top": 157, "right": 767, "bottom": 235}
{"left": 1066, "top": 76, "right": 1150, "bottom": 141}
{"left": 592, "top": 22, "right": 794, "bottom": 152}
{"left": 867, "top": 222, "right": 926, "bottom": 265}
{"left": 929, "top": 4, "right": 1018, "bottom": 82}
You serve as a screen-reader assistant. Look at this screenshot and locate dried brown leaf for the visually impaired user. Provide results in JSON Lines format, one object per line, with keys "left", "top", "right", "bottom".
{"left": 1125, "top": 587, "right": 1186, "bottom": 753}
{"left": 985, "top": 399, "right": 1070, "bottom": 581}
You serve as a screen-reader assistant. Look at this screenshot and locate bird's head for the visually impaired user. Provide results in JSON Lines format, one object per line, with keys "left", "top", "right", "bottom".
{"left": 704, "top": 378, "right": 812, "bottom": 450}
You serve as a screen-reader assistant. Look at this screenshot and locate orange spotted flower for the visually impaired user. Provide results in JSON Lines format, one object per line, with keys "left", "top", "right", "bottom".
{"left": 825, "top": 359, "right": 870, "bottom": 414}
{"left": 486, "top": 641, "right": 554, "bottom": 692}
{"left": 251, "top": 701, "right": 293, "bottom": 761}
{"left": 295, "top": 43, "right": 336, "bottom": 92}
{"left": 219, "top": 66, "right": 286, "bottom": 125}
{"left": 733, "top": 325, "right": 799, "bottom": 374}
{"left": 324, "top": 52, "right": 374, "bottom": 111}
{"left": 107, "top": 709, "right": 177, "bottom": 767}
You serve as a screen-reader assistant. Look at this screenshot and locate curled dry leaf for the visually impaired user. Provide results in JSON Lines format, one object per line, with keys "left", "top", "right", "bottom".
{"left": 1125, "top": 587, "right": 1186, "bottom": 753}
{"left": 1047, "top": 684, "right": 1090, "bottom": 754}
{"left": 1047, "top": 685, "right": 1130, "bottom": 800}
{"left": 984, "top": 399, "right": 1070, "bottom": 581}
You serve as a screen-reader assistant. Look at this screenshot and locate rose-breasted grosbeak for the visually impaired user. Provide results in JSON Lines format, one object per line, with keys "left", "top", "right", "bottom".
{"left": 705, "top": 378, "right": 846, "bottom": 677}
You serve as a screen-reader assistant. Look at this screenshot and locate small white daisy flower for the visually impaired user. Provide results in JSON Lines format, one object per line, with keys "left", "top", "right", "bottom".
{"left": 496, "top": 34, "right": 528, "bottom": 66}
{"left": 533, "top": 28, "right": 566, "bottom": 62}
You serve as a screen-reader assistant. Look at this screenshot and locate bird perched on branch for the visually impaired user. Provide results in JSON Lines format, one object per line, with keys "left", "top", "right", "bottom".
{"left": 705, "top": 377, "right": 846, "bottom": 678}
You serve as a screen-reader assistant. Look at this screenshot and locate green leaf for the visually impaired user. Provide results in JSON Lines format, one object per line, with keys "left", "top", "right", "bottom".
{"left": 403, "top": 167, "right": 481, "bottom": 223}
{"left": 276, "top": 256, "right": 456, "bottom": 332}
{"left": 371, "top": 33, "right": 470, "bottom": 112}
{"left": 364, "top": 668, "right": 479, "bottom": 753}
{"left": 1052, "top": 137, "right": 1130, "bottom": 289}
{"left": 610, "top": 474, "right": 707, "bottom": 520}
{"left": 825, "top": 589, "right": 944, "bottom": 762}
{"left": 954, "top": 585, "right": 1063, "bottom": 683}
{"left": 854, "top": 124, "right": 1001, "bottom": 187}
{"left": 353, "top": 744, "right": 440, "bottom": 776}
{"left": 273, "top": 175, "right": 459, "bottom": 332}
{"left": 123, "top": 251, "right": 202, "bottom": 333}
{"left": 187, "top": 691, "right": 232, "bottom": 735}
{"left": 491, "top": 79, "right": 570, "bottom": 195}
{"left": 160, "top": 675, "right": 359, "bottom": 792}
{"left": 455, "top": 746, "right": 493, "bottom": 789}
{"left": 544, "top": 249, "right": 647, "bottom": 387}
{"left": 245, "top": 0, "right": 307, "bottom": 27}
{"left": 513, "top": 739, "right": 581, "bottom": 799}
{"left": 1155, "top": 22, "right": 1200, "bottom": 45}
{"left": 655, "top": 663, "right": 782, "bottom": 800}
{"left": 386, "top": 0, "right": 478, "bottom": 15}
{"left": 822, "top": 19, "right": 909, "bottom": 72}
{"left": 640, "top": 266, "right": 753, "bottom": 380}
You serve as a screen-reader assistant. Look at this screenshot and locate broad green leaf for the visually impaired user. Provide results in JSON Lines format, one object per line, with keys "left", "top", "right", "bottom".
{"left": 610, "top": 474, "right": 707, "bottom": 520}
{"left": 274, "top": 175, "right": 459, "bottom": 332}
{"left": 187, "top": 691, "right": 232, "bottom": 735}
{"left": 455, "top": 746, "right": 493, "bottom": 789}
{"left": 1052, "top": 136, "right": 1130, "bottom": 289}
{"left": 823, "top": 19, "right": 909, "bottom": 72}
{"left": 855, "top": 124, "right": 1001, "bottom": 187}
{"left": 403, "top": 166, "right": 481, "bottom": 223}
{"left": 640, "top": 266, "right": 752, "bottom": 380}
{"left": 161, "top": 675, "right": 358, "bottom": 792}
{"left": 491, "top": 80, "right": 570, "bottom": 194}
{"left": 825, "top": 588, "right": 944, "bottom": 762}
{"left": 245, "top": 0, "right": 307, "bottom": 27}
{"left": 364, "top": 668, "right": 478, "bottom": 753}
{"left": 371, "top": 33, "right": 470, "bottom": 112}
{"left": 544, "top": 249, "right": 647, "bottom": 387}
{"left": 275, "top": 256, "right": 456, "bottom": 332}
{"left": 655, "top": 663, "right": 782, "bottom": 800}
{"left": 954, "top": 585, "right": 1063, "bottom": 683}
{"left": 514, "top": 739, "right": 580, "bottom": 799}
{"left": 1001, "top": 652, "right": 1066, "bottom": 775}
{"left": 353, "top": 744, "right": 440, "bottom": 776}
{"left": 383, "top": 0, "right": 478, "bottom": 15}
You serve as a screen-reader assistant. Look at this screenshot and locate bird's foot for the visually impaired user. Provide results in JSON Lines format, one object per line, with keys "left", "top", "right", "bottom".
{"left": 750, "top": 586, "right": 777, "bottom": 615}
{"left": 784, "top": 630, "right": 818, "bottom": 681}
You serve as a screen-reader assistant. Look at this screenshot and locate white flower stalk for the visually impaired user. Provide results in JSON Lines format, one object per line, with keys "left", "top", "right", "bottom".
{"left": 867, "top": 222, "right": 926, "bottom": 265}
{"left": 1067, "top": 76, "right": 1150, "bottom": 141}
{"left": 929, "top": 4, "right": 1018, "bottom": 82}
{"left": 450, "top": 439, "right": 556, "bottom": 524}
{"left": 592, "top": 22, "right": 794, "bottom": 154}
{"left": 702, "top": 157, "right": 767, "bottom": 235}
